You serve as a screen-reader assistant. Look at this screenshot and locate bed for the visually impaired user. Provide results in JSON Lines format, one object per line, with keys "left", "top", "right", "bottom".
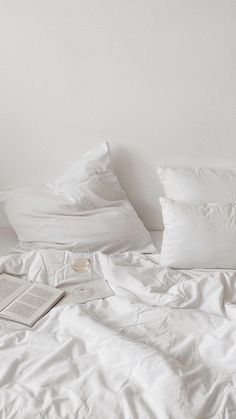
{"left": 1, "top": 145, "right": 236, "bottom": 419}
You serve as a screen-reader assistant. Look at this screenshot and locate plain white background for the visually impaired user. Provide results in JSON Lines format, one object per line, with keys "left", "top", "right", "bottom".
{"left": 0, "top": 0, "right": 236, "bottom": 229}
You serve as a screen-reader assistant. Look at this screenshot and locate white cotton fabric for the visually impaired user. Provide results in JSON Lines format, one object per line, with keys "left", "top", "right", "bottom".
{"left": 157, "top": 166, "right": 236, "bottom": 202}
{"left": 0, "top": 143, "right": 155, "bottom": 253}
{"left": 160, "top": 197, "right": 236, "bottom": 269}
{"left": 0, "top": 248, "right": 236, "bottom": 418}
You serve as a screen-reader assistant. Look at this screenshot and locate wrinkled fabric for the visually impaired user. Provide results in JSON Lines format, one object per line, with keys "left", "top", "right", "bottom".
{"left": 0, "top": 249, "right": 236, "bottom": 418}
{"left": 0, "top": 142, "right": 155, "bottom": 253}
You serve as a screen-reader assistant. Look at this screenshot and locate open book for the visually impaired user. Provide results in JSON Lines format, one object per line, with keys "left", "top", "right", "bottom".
{"left": 0, "top": 274, "right": 65, "bottom": 327}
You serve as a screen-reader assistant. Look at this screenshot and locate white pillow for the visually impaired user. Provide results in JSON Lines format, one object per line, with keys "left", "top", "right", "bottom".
{"left": 157, "top": 166, "right": 236, "bottom": 202}
{"left": 160, "top": 197, "right": 236, "bottom": 269}
{"left": 0, "top": 143, "right": 155, "bottom": 253}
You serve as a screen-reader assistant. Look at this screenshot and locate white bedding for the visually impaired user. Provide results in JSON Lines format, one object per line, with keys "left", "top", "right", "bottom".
{"left": 1, "top": 143, "right": 155, "bottom": 253}
{"left": 0, "top": 247, "right": 236, "bottom": 418}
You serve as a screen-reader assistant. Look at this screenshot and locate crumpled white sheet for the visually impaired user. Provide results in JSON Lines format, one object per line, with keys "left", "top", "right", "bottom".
{"left": 0, "top": 249, "right": 236, "bottom": 418}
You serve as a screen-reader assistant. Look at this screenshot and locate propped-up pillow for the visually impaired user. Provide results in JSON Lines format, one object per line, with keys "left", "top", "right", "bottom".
{"left": 160, "top": 197, "right": 236, "bottom": 269}
{"left": 0, "top": 142, "right": 155, "bottom": 253}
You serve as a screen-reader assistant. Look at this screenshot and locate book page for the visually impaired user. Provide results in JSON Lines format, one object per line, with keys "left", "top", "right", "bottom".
{"left": 1, "top": 283, "right": 64, "bottom": 326}
{"left": 0, "top": 275, "right": 30, "bottom": 311}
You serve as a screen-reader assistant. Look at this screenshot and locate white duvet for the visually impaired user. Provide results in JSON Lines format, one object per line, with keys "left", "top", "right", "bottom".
{"left": 0, "top": 248, "right": 236, "bottom": 419}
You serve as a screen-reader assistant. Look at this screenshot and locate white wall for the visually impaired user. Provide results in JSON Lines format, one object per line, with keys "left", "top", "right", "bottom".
{"left": 0, "top": 0, "right": 236, "bottom": 229}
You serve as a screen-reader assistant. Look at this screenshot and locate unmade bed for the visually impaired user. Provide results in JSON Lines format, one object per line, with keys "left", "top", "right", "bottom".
{"left": 0, "top": 245, "right": 235, "bottom": 418}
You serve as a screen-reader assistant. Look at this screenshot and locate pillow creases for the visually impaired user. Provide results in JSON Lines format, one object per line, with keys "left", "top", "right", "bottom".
{"left": 0, "top": 142, "right": 155, "bottom": 253}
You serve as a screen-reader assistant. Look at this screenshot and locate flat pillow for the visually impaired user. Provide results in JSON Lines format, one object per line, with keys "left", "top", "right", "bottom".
{"left": 157, "top": 166, "right": 236, "bottom": 202}
{"left": 0, "top": 142, "right": 155, "bottom": 253}
{"left": 160, "top": 197, "right": 236, "bottom": 269}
